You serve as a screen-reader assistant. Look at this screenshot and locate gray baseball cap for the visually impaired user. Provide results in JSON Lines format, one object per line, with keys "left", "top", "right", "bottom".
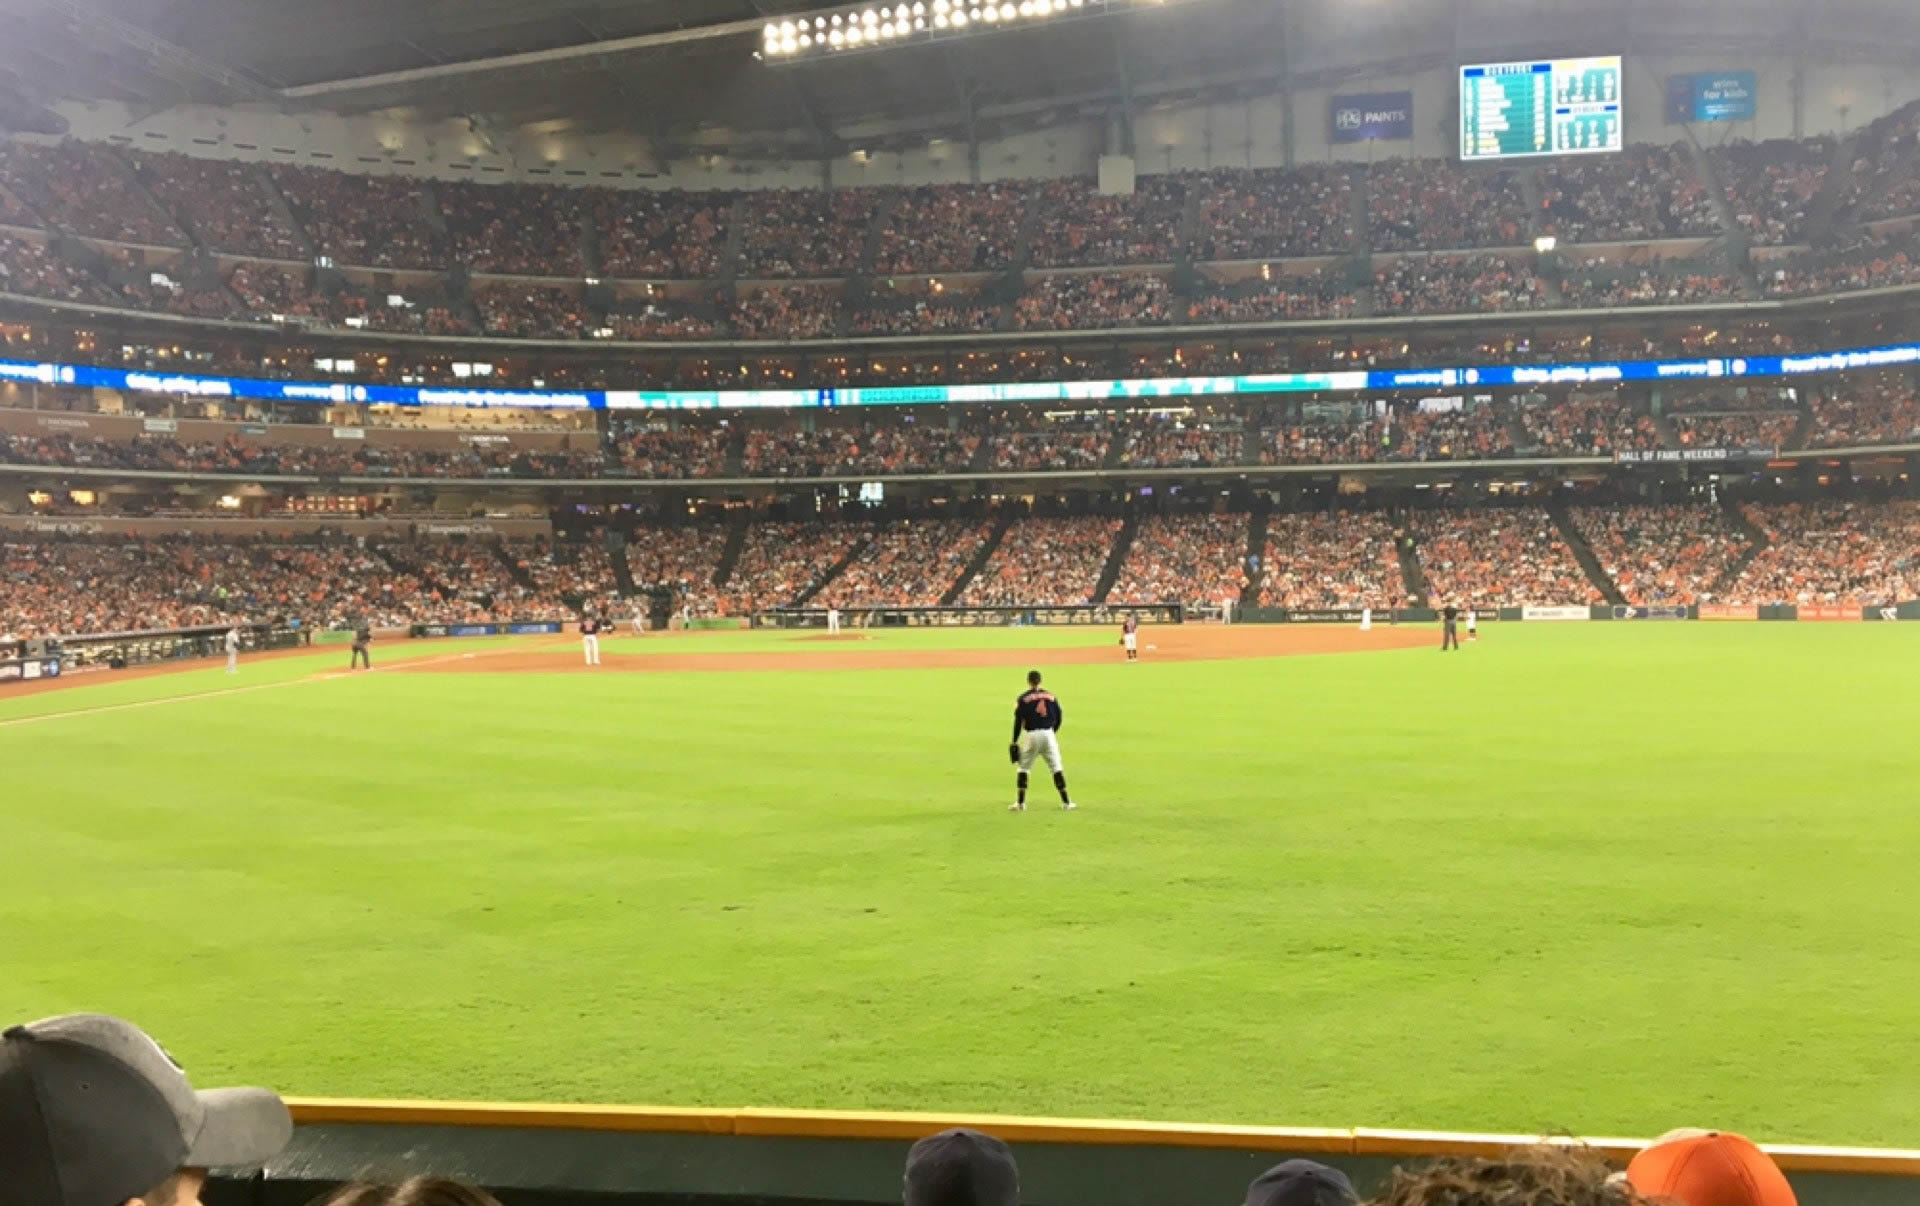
{"left": 0, "top": 1013, "right": 293, "bottom": 1206}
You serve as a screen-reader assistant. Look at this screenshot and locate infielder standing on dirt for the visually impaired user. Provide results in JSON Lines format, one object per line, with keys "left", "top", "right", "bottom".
{"left": 827, "top": 605, "right": 842, "bottom": 635}
{"left": 580, "top": 614, "right": 602, "bottom": 666}
{"left": 1121, "top": 611, "right": 1140, "bottom": 662}
{"left": 1009, "top": 669, "right": 1075, "bottom": 812}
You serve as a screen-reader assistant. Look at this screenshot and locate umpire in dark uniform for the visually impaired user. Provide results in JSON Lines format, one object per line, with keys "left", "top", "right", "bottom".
{"left": 1440, "top": 603, "right": 1460, "bottom": 651}
{"left": 350, "top": 619, "right": 372, "bottom": 669}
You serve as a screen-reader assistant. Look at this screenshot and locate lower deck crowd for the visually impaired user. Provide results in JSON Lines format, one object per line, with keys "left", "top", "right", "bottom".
{"left": 3, "top": 499, "right": 1916, "bottom": 638}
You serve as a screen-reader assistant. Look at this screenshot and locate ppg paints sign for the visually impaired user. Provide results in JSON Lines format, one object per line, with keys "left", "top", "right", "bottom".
{"left": 1331, "top": 92, "right": 1413, "bottom": 143}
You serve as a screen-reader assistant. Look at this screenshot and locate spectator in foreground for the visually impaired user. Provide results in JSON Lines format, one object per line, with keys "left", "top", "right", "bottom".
{"left": 904, "top": 1128, "right": 1019, "bottom": 1206}
{"left": 315, "top": 1179, "right": 504, "bottom": 1206}
{"left": 1245, "top": 1159, "right": 1359, "bottom": 1206}
{"left": 0, "top": 1013, "right": 292, "bottom": 1206}
{"left": 1626, "top": 1130, "right": 1796, "bottom": 1206}
{"left": 1372, "top": 1146, "right": 1642, "bottom": 1206}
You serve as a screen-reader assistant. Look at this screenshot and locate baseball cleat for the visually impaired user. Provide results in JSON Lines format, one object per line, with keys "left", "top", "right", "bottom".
{"left": 1008, "top": 802, "right": 1025, "bottom": 811}
{"left": 1062, "top": 801, "right": 1078, "bottom": 811}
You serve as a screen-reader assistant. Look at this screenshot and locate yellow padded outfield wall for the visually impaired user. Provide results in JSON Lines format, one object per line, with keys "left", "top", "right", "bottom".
{"left": 285, "top": 1099, "right": 1920, "bottom": 1178}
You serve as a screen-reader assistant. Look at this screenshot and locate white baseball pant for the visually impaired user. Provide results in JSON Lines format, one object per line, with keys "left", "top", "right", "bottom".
{"left": 582, "top": 633, "right": 600, "bottom": 665}
{"left": 1019, "top": 729, "right": 1065, "bottom": 774}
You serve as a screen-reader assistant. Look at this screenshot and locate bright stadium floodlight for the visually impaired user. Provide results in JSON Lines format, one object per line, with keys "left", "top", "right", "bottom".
{"left": 760, "top": 0, "right": 1126, "bottom": 60}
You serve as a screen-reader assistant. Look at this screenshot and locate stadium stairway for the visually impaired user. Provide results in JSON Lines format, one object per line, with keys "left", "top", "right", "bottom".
{"left": 491, "top": 540, "right": 539, "bottom": 592}
{"left": 1090, "top": 512, "right": 1141, "bottom": 604}
{"left": 1788, "top": 394, "right": 1819, "bottom": 450}
{"left": 373, "top": 541, "right": 450, "bottom": 600}
{"left": 1010, "top": 183, "right": 1048, "bottom": 271}
{"left": 1548, "top": 503, "right": 1626, "bottom": 606}
{"left": 1102, "top": 423, "right": 1132, "bottom": 469}
{"left": 791, "top": 529, "right": 874, "bottom": 606}
{"left": 112, "top": 148, "right": 195, "bottom": 250}
{"left": 1395, "top": 531, "right": 1430, "bottom": 605}
{"left": 941, "top": 511, "right": 1015, "bottom": 605}
{"left": 606, "top": 534, "right": 638, "bottom": 598}
{"left": 722, "top": 426, "right": 749, "bottom": 477}
{"left": 1242, "top": 502, "right": 1271, "bottom": 607}
{"left": 1648, "top": 408, "right": 1684, "bottom": 450}
{"left": 254, "top": 166, "right": 318, "bottom": 257}
{"left": 1711, "top": 498, "right": 1772, "bottom": 596}
{"left": 712, "top": 514, "right": 751, "bottom": 588}
{"left": 1346, "top": 168, "right": 1373, "bottom": 258}
{"left": 717, "top": 197, "right": 747, "bottom": 290}
{"left": 1806, "top": 127, "right": 1866, "bottom": 237}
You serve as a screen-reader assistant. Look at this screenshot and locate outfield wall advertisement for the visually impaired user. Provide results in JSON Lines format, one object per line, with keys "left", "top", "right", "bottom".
{"left": 1521, "top": 606, "right": 1590, "bottom": 622}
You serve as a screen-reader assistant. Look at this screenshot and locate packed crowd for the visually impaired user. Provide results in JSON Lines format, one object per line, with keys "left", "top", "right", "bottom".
{"left": 510, "top": 535, "right": 624, "bottom": 620}
{"left": 847, "top": 294, "right": 1001, "bottom": 335}
{"left": 1735, "top": 499, "right": 1920, "bottom": 604}
{"left": 986, "top": 419, "right": 1113, "bottom": 472}
{"left": 0, "top": 431, "right": 605, "bottom": 480}
{"left": 1670, "top": 412, "right": 1800, "bottom": 452}
{"left": 811, "top": 517, "right": 997, "bottom": 608}
{"left": 0, "top": 141, "right": 181, "bottom": 246}
{"left": 1190, "top": 165, "right": 1356, "bottom": 261}
{"left": 720, "top": 521, "right": 870, "bottom": 613}
{"left": 1558, "top": 254, "right": 1742, "bottom": 307}
{"left": 1374, "top": 253, "right": 1547, "bottom": 315}
{"left": 1514, "top": 395, "right": 1662, "bottom": 457}
{"left": 1410, "top": 508, "right": 1603, "bottom": 607}
{"left": 1013, "top": 273, "right": 1175, "bottom": 330}
{"left": 1710, "top": 139, "right": 1831, "bottom": 244}
{"left": 874, "top": 182, "right": 1027, "bottom": 275}
{"left": 1805, "top": 374, "right": 1920, "bottom": 447}
{"left": 588, "top": 187, "right": 730, "bottom": 279}
{"left": 441, "top": 181, "right": 584, "bottom": 276}
{"left": 128, "top": 151, "right": 307, "bottom": 259}
{"left": 1259, "top": 511, "right": 1405, "bottom": 610}
{"left": 958, "top": 516, "right": 1122, "bottom": 606}
{"left": 621, "top": 522, "right": 731, "bottom": 615}
{"left": 1028, "top": 176, "right": 1186, "bottom": 268}
{"left": 1846, "top": 101, "right": 1920, "bottom": 222}
{"left": 0, "top": 1008, "right": 1823, "bottom": 1206}
{"left": 743, "top": 419, "right": 981, "bottom": 476}
{"left": 1259, "top": 402, "right": 1516, "bottom": 467}
{"left": 1187, "top": 269, "right": 1361, "bottom": 322}
{"left": 268, "top": 165, "right": 442, "bottom": 270}
{"left": 1369, "top": 159, "right": 1527, "bottom": 251}
{"left": 0, "top": 231, "right": 118, "bottom": 304}
{"left": 1535, "top": 143, "right": 1718, "bottom": 243}
{"left": 0, "top": 531, "right": 432, "bottom": 635}
{"left": 1116, "top": 414, "right": 1246, "bottom": 468}
{"left": 608, "top": 420, "right": 735, "bottom": 478}
{"left": 1571, "top": 504, "right": 1754, "bottom": 606}
{"left": 1759, "top": 231, "right": 1920, "bottom": 297}
{"left": 474, "top": 284, "right": 589, "bottom": 339}
{"left": 740, "top": 188, "right": 878, "bottom": 278}
{"left": 731, "top": 285, "right": 841, "bottom": 340}
{"left": 1107, "top": 513, "right": 1248, "bottom": 610}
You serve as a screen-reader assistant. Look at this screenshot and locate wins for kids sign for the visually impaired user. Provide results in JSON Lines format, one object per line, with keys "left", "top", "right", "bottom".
{"left": 1331, "top": 92, "right": 1413, "bottom": 143}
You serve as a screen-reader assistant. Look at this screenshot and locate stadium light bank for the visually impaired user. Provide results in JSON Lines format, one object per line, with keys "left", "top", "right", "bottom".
{"left": 759, "top": 0, "right": 1158, "bottom": 61}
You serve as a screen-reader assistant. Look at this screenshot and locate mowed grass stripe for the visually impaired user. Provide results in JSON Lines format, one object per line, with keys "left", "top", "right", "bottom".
{"left": 2, "top": 625, "right": 1917, "bottom": 1142}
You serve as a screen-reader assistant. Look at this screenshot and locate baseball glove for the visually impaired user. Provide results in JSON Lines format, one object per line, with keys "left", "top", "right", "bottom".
{"left": 1008, "top": 742, "right": 1021, "bottom": 765}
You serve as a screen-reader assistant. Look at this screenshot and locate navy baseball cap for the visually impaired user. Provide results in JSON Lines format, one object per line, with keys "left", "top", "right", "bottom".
{"left": 1244, "top": 1159, "right": 1359, "bottom": 1206}
{"left": 904, "top": 1128, "right": 1019, "bottom": 1206}
{"left": 0, "top": 1014, "right": 292, "bottom": 1206}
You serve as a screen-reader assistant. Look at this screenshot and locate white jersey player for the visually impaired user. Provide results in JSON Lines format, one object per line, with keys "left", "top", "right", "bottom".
{"left": 827, "top": 606, "right": 841, "bottom": 635}
{"left": 1467, "top": 608, "right": 1478, "bottom": 640}
{"left": 224, "top": 626, "right": 240, "bottom": 674}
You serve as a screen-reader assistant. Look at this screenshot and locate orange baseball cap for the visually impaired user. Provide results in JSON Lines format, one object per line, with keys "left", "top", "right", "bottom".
{"left": 1626, "top": 1131, "right": 1797, "bottom": 1206}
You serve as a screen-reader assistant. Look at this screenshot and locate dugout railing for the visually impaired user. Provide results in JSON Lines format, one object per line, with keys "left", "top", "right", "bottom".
{"left": 0, "top": 620, "right": 310, "bottom": 687}
{"left": 752, "top": 603, "right": 1185, "bottom": 629}
{"left": 202, "top": 1099, "right": 1920, "bottom": 1206}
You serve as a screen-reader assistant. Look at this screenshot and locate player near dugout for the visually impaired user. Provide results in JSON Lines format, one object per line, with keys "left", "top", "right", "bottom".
{"left": 1009, "top": 669, "right": 1076, "bottom": 812}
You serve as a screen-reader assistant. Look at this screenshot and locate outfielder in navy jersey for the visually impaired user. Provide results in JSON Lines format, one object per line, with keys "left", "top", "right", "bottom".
{"left": 1009, "top": 669, "right": 1075, "bottom": 812}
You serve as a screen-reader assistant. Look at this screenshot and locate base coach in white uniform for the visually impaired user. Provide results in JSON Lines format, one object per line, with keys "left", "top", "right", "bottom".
{"left": 1008, "top": 669, "right": 1076, "bottom": 812}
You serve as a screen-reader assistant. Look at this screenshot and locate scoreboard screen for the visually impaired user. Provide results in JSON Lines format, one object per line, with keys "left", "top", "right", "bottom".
{"left": 1460, "top": 56, "right": 1623, "bottom": 160}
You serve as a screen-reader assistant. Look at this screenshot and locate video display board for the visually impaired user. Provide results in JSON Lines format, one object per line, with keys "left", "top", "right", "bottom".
{"left": 1461, "top": 56, "right": 1623, "bottom": 160}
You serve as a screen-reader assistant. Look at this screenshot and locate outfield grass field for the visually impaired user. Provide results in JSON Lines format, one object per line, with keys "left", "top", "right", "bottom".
{"left": 3, "top": 624, "right": 1918, "bottom": 1145}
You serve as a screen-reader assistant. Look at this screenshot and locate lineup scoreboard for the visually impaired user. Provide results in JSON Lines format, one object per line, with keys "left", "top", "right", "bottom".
{"left": 1460, "top": 56, "right": 1623, "bottom": 160}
